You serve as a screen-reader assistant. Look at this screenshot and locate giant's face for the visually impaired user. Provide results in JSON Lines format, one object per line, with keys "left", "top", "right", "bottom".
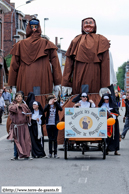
{"left": 31, "top": 25, "right": 38, "bottom": 32}
{"left": 83, "top": 18, "right": 95, "bottom": 33}
{"left": 29, "top": 19, "right": 39, "bottom": 32}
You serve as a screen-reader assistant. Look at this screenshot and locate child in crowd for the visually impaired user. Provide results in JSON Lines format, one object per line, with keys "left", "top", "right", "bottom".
{"left": 74, "top": 93, "right": 95, "bottom": 108}
{"left": 44, "top": 95, "right": 62, "bottom": 158}
{"left": 121, "top": 91, "right": 129, "bottom": 139}
{"left": 29, "top": 101, "right": 46, "bottom": 158}
{"left": 8, "top": 92, "right": 32, "bottom": 160}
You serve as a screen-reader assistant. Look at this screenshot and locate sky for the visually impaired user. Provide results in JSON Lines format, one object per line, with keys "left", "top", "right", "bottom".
{"left": 10, "top": 0, "right": 129, "bottom": 72}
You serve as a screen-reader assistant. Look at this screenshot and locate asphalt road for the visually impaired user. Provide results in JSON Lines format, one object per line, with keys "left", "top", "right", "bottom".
{"left": 0, "top": 108, "right": 129, "bottom": 194}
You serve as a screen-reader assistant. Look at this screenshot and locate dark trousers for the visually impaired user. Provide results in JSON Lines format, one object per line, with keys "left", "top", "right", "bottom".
{"left": 14, "top": 142, "right": 18, "bottom": 158}
{"left": 0, "top": 107, "right": 3, "bottom": 123}
{"left": 122, "top": 117, "right": 129, "bottom": 137}
{"left": 46, "top": 125, "right": 58, "bottom": 155}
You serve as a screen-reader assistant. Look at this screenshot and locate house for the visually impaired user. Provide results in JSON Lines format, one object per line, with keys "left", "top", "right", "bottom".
{"left": 2, "top": 0, "right": 37, "bottom": 87}
{"left": 0, "top": 0, "right": 11, "bottom": 89}
{"left": 124, "top": 61, "right": 129, "bottom": 92}
{"left": 55, "top": 37, "right": 66, "bottom": 74}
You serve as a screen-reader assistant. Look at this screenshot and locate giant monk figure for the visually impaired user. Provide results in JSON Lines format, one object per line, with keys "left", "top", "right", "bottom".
{"left": 58, "top": 17, "right": 111, "bottom": 144}
{"left": 7, "top": 19, "right": 62, "bottom": 135}
{"left": 8, "top": 19, "right": 62, "bottom": 106}
{"left": 62, "top": 17, "right": 110, "bottom": 102}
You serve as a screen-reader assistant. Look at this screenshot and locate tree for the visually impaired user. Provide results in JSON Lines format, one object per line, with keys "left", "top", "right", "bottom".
{"left": 4, "top": 54, "right": 12, "bottom": 68}
{"left": 116, "top": 62, "right": 126, "bottom": 90}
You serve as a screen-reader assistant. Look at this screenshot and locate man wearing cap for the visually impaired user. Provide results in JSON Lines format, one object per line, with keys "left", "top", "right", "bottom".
{"left": 74, "top": 92, "right": 95, "bottom": 108}
{"left": 8, "top": 19, "right": 62, "bottom": 108}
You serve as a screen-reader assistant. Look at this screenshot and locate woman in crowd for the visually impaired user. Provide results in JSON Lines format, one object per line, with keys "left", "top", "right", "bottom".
{"left": 29, "top": 101, "right": 46, "bottom": 158}
{"left": 44, "top": 95, "right": 62, "bottom": 158}
{"left": 98, "top": 93, "right": 120, "bottom": 155}
{"left": 8, "top": 92, "right": 32, "bottom": 160}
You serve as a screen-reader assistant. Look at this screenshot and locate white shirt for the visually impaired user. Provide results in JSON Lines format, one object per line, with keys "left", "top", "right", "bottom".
{"left": 0, "top": 96, "right": 5, "bottom": 107}
{"left": 101, "top": 102, "right": 116, "bottom": 119}
{"left": 32, "top": 110, "right": 42, "bottom": 125}
{"left": 101, "top": 102, "right": 110, "bottom": 109}
{"left": 47, "top": 105, "right": 56, "bottom": 125}
{"left": 122, "top": 95, "right": 126, "bottom": 99}
{"left": 79, "top": 100, "right": 95, "bottom": 108}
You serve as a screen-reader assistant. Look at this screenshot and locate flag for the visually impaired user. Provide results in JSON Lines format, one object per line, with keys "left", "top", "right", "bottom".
{"left": 117, "top": 85, "right": 120, "bottom": 91}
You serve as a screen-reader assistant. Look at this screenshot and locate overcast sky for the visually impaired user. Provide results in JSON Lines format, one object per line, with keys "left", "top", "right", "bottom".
{"left": 11, "top": 0, "right": 129, "bottom": 72}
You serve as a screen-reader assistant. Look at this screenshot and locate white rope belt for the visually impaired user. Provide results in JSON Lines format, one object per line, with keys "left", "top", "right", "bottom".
{"left": 12, "top": 123, "right": 25, "bottom": 130}
{"left": 12, "top": 123, "right": 26, "bottom": 141}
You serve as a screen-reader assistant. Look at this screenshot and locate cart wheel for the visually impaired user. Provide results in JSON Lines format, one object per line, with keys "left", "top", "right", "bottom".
{"left": 64, "top": 138, "right": 68, "bottom": 159}
{"left": 102, "top": 139, "right": 106, "bottom": 160}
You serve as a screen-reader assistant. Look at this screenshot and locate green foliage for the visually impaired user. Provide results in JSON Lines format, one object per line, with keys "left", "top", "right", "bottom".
{"left": 116, "top": 62, "right": 126, "bottom": 90}
{"left": 4, "top": 54, "right": 12, "bottom": 68}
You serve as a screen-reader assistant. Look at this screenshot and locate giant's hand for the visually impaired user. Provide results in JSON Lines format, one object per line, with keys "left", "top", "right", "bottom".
{"left": 53, "top": 85, "right": 61, "bottom": 98}
{"left": 62, "top": 86, "right": 72, "bottom": 96}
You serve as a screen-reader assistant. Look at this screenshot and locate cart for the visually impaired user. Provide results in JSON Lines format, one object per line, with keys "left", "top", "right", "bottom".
{"left": 64, "top": 137, "right": 106, "bottom": 160}
{"left": 64, "top": 107, "right": 108, "bottom": 160}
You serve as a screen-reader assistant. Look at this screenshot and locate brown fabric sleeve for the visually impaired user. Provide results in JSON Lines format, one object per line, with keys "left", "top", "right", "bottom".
{"left": 8, "top": 55, "right": 20, "bottom": 86}
{"left": 10, "top": 41, "right": 20, "bottom": 56}
{"left": 100, "top": 50, "right": 110, "bottom": 88}
{"left": 61, "top": 56, "right": 74, "bottom": 87}
{"left": 98, "top": 35, "right": 110, "bottom": 54}
{"left": 49, "top": 49, "right": 62, "bottom": 86}
{"left": 9, "top": 104, "right": 18, "bottom": 113}
{"left": 45, "top": 40, "right": 58, "bottom": 50}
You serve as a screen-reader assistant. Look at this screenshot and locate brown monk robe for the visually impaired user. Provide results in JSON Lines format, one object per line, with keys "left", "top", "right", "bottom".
{"left": 8, "top": 19, "right": 62, "bottom": 107}
{"left": 57, "top": 17, "right": 110, "bottom": 144}
{"left": 7, "top": 102, "right": 31, "bottom": 158}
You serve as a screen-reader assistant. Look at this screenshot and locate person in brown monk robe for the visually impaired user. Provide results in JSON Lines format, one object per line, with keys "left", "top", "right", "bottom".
{"left": 8, "top": 92, "right": 32, "bottom": 160}
{"left": 8, "top": 19, "right": 62, "bottom": 108}
{"left": 58, "top": 17, "right": 110, "bottom": 145}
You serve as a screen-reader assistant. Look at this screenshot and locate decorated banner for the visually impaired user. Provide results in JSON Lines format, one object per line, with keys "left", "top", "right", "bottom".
{"left": 65, "top": 108, "right": 107, "bottom": 138}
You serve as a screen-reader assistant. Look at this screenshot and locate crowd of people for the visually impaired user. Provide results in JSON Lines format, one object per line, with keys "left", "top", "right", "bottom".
{"left": 1, "top": 87, "right": 129, "bottom": 161}
{"left": 4, "top": 90, "right": 62, "bottom": 160}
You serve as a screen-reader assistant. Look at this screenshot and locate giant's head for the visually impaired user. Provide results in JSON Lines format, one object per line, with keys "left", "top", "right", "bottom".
{"left": 82, "top": 17, "right": 96, "bottom": 34}
{"left": 29, "top": 19, "right": 39, "bottom": 32}
{"left": 26, "top": 18, "right": 41, "bottom": 38}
